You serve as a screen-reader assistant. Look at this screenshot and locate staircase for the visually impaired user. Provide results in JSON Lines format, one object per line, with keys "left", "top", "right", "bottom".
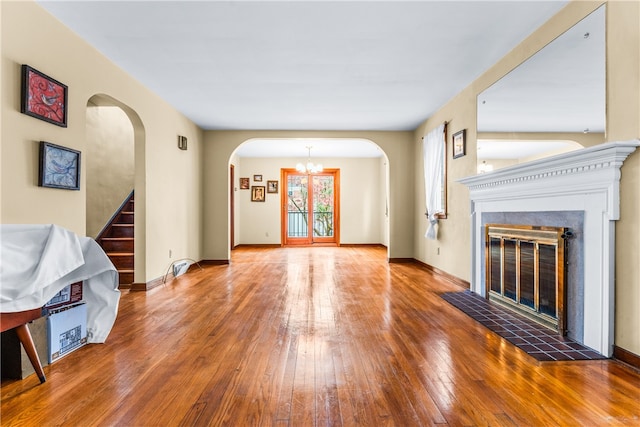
{"left": 96, "top": 191, "right": 135, "bottom": 288}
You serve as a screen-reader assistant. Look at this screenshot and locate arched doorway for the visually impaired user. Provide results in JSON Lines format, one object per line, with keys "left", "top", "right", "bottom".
{"left": 86, "top": 94, "right": 146, "bottom": 285}
{"left": 229, "top": 138, "right": 390, "bottom": 253}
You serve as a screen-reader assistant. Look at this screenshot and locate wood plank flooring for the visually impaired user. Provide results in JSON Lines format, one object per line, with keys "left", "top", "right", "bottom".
{"left": 2, "top": 246, "right": 639, "bottom": 426}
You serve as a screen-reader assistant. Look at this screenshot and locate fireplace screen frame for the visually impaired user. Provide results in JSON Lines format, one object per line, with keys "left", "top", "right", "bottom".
{"left": 485, "top": 224, "right": 568, "bottom": 335}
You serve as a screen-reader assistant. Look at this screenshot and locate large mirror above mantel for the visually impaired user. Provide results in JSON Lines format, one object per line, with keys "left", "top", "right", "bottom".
{"left": 476, "top": 5, "right": 605, "bottom": 174}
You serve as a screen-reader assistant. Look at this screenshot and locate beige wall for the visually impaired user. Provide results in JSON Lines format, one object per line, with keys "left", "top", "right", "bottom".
{"left": 1, "top": 1, "right": 204, "bottom": 283}
{"left": 203, "top": 131, "right": 413, "bottom": 261}
{"left": 85, "top": 105, "right": 135, "bottom": 238}
{"left": 414, "top": 0, "right": 640, "bottom": 355}
{"left": 234, "top": 156, "right": 385, "bottom": 245}
{"left": 607, "top": 0, "right": 640, "bottom": 356}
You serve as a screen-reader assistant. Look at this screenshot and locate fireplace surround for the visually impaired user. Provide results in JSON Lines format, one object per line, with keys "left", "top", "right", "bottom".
{"left": 459, "top": 140, "right": 639, "bottom": 357}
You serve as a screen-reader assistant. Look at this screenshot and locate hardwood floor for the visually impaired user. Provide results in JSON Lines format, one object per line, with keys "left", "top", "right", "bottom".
{"left": 2, "top": 246, "right": 639, "bottom": 426}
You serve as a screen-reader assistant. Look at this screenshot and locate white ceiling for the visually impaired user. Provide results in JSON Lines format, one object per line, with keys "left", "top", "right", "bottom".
{"left": 38, "top": 0, "right": 569, "bottom": 135}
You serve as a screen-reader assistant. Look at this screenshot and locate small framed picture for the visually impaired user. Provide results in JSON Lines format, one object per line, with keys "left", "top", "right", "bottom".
{"left": 21, "top": 65, "right": 68, "bottom": 127}
{"left": 453, "top": 129, "right": 466, "bottom": 159}
{"left": 251, "top": 186, "right": 265, "bottom": 202}
{"left": 39, "top": 141, "right": 81, "bottom": 190}
{"left": 239, "top": 177, "right": 250, "bottom": 189}
{"left": 253, "top": 174, "right": 263, "bottom": 182}
{"left": 267, "top": 180, "right": 278, "bottom": 194}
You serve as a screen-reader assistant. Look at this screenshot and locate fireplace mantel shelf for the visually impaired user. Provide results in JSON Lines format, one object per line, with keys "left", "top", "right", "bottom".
{"left": 459, "top": 140, "right": 640, "bottom": 189}
{"left": 458, "top": 140, "right": 640, "bottom": 357}
{"left": 459, "top": 140, "right": 640, "bottom": 220}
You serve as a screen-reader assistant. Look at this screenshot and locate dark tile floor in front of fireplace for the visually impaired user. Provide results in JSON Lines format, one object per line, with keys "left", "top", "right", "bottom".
{"left": 441, "top": 290, "right": 605, "bottom": 361}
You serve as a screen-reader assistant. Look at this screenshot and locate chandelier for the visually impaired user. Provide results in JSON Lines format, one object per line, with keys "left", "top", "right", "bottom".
{"left": 477, "top": 160, "right": 494, "bottom": 174}
{"left": 296, "top": 146, "right": 323, "bottom": 174}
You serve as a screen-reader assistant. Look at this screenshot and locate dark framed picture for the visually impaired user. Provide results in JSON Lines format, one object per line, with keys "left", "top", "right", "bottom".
{"left": 39, "top": 141, "right": 81, "bottom": 190}
{"left": 239, "top": 177, "right": 250, "bottom": 189}
{"left": 177, "top": 135, "right": 188, "bottom": 150}
{"left": 267, "top": 180, "right": 278, "bottom": 194}
{"left": 251, "top": 186, "right": 265, "bottom": 202}
{"left": 452, "top": 129, "right": 466, "bottom": 159}
{"left": 21, "top": 65, "right": 68, "bottom": 127}
{"left": 253, "top": 174, "right": 263, "bottom": 182}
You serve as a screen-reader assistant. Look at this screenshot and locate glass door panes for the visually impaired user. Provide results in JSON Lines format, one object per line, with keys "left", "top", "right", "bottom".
{"left": 283, "top": 170, "right": 338, "bottom": 245}
{"left": 287, "top": 174, "right": 309, "bottom": 238}
{"left": 538, "top": 244, "right": 557, "bottom": 317}
{"left": 489, "top": 237, "right": 502, "bottom": 294}
{"left": 312, "top": 175, "right": 334, "bottom": 238}
{"left": 519, "top": 241, "right": 536, "bottom": 309}
{"left": 503, "top": 239, "right": 517, "bottom": 300}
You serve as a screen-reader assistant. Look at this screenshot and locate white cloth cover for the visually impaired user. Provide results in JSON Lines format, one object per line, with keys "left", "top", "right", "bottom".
{"left": 0, "top": 224, "right": 120, "bottom": 343}
{"left": 423, "top": 123, "right": 445, "bottom": 239}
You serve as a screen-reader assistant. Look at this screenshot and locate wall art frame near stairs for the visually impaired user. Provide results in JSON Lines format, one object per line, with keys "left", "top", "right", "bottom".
{"left": 96, "top": 190, "right": 134, "bottom": 288}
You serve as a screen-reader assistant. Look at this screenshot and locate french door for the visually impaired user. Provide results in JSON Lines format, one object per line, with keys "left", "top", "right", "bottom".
{"left": 281, "top": 168, "right": 340, "bottom": 246}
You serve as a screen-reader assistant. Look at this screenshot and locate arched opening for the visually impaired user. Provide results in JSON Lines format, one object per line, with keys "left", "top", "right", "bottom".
{"left": 229, "top": 138, "right": 391, "bottom": 256}
{"left": 86, "top": 94, "right": 146, "bottom": 285}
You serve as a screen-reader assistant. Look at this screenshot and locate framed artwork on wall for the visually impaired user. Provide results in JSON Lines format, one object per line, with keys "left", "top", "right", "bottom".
{"left": 251, "top": 186, "right": 265, "bottom": 202}
{"left": 240, "top": 177, "right": 250, "bottom": 189}
{"left": 267, "top": 180, "right": 278, "bottom": 194}
{"left": 452, "top": 129, "right": 466, "bottom": 159}
{"left": 21, "top": 65, "right": 68, "bottom": 127}
{"left": 253, "top": 174, "right": 263, "bottom": 182}
{"left": 39, "top": 141, "right": 81, "bottom": 190}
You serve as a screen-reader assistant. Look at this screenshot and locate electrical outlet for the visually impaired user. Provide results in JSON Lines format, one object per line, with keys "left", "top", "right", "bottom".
{"left": 265, "top": 232, "right": 269, "bottom": 237}
{"left": 169, "top": 249, "right": 172, "bottom": 258}
{"left": 437, "top": 247, "right": 440, "bottom": 255}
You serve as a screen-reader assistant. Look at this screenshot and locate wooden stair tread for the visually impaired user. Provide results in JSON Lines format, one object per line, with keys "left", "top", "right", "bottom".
{"left": 96, "top": 191, "right": 135, "bottom": 286}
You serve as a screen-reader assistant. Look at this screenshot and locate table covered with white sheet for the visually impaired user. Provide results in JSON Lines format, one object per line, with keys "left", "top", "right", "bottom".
{"left": 1, "top": 224, "right": 120, "bottom": 343}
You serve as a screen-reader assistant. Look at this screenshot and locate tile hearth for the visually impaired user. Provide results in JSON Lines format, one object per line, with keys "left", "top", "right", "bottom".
{"left": 441, "top": 290, "right": 605, "bottom": 362}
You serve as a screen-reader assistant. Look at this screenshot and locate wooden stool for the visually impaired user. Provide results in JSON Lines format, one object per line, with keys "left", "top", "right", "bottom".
{"left": 0, "top": 308, "right": 46, "bottom": 383}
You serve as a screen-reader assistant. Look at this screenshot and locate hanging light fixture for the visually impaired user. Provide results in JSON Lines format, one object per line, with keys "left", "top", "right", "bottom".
{"left": 296, "top": 146, "right": 323, "bottom": 174}
{"left": 477, "top": 160, "right": 494, "bottom": 174}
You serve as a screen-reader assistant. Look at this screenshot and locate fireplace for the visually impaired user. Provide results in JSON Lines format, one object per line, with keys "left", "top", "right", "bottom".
{"left": 485, "top": 224, "right": 568, "bottom": 334}
{"left": 459, "top": 140, "right": 640, "bottom": 356}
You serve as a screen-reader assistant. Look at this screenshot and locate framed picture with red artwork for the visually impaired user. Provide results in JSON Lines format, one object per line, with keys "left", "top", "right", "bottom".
{"left": 21, "top": 65, "right": 68, "bottom": 127}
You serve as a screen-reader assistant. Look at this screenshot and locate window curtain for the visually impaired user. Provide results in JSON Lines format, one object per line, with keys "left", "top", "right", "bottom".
{"left": 423, "top": 123, "right": 445, "bottom": 239}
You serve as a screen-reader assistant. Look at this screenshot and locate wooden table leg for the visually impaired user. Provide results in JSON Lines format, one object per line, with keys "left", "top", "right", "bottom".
{"left": 14, "top": 324, "right": 46, "bottom": 383}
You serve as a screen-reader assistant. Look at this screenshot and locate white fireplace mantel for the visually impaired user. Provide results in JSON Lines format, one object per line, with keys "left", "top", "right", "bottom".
{"left": 459, "top": 140, "right": 639, "bottom": 356}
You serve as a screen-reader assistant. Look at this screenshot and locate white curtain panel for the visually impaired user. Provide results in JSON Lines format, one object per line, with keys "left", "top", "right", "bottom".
{"left": 423, "top": 123, "right": 445, "bottom": 239}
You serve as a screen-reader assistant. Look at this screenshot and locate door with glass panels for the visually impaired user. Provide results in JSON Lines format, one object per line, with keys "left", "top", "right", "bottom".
{"left": 281, "top": 169, "right": 339, "bottom": 245}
